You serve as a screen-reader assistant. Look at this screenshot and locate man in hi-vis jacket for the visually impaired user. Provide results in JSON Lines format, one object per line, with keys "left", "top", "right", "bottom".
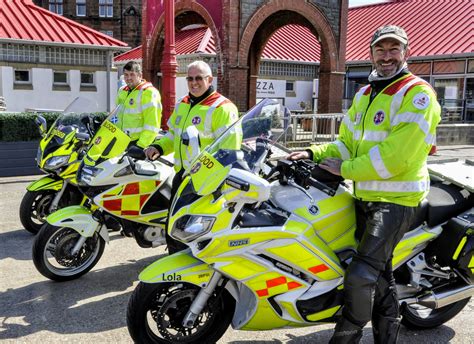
{"left": 288, "top": 25, "right": 441, "bottom": 343}
{"left": 144, "top": 60, "right": 239, "bottom": 252}
{"left": 116, "top": 61, "right": 162, "bottom": 148}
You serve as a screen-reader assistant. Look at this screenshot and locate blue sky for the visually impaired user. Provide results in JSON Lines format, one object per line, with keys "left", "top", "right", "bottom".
{"left": 349, "top": 0, "right": 388, "bottom": 7}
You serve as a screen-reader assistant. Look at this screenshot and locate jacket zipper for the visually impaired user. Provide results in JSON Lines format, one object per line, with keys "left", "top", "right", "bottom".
{"left": 353, "top": 91, "right": 375, "bottom": 199}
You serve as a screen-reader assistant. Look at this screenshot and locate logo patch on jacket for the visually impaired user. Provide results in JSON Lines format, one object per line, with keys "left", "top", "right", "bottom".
{"left": 373, "top": 110, "right": 385, "bottom": 125}
{"left": 190, "top": 162, "right": 201, "bottom": 174}
{"left": 129, "top": 98, "right": 134, "bottom": 105}
{"left": 413, "top": 93, "right": 430, "bottom": 110}
{"left": 192, "top": 116, "right": 201, "bottom": 125}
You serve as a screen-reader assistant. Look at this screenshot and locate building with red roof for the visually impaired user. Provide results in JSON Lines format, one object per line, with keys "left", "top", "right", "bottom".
{"left": 116, "top": 0, "right": 473, "bottom": 120}
{"left": 0, "top": 0, "right": 128, "bottom": 112}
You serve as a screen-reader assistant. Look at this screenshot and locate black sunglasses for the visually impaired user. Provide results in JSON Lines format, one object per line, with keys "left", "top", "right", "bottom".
{"left": 186, "top": 75, "right": 208, "bottom": 82}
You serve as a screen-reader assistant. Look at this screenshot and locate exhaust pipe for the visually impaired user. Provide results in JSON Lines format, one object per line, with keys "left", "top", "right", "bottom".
{"left": 407, "top": 284, "right": 474, "bottom": 309}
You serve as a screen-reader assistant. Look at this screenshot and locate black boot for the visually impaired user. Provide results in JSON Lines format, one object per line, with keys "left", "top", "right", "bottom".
{"left": 372, "top": 314, "right": 401, "bottom": 344}
{"left": 329, "top": 317, "right": 363, "bottom": 344}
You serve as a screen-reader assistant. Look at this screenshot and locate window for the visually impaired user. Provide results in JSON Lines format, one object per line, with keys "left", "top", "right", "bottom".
{"left": 433, "top": 60, "right": 465, "bottom": 75}
{"left": 434, "top": 78, "right": 465, "bottom": 122}
{"left": 53, "top": 71, "right": 68, "bottom": 85}
{"left": 81, "top": 72, "right": 94, "bottom": 86}
{"left": 468, "top": 59, "right": 474, "bottom": 73}
{"left": 286, "top": 81, "right": 295, "bottom": 92}
{"left": 14, "top": 70, "right": 31, "bottom": 84}
{"left": 100, "top": 30, "right": 114, "bottom": 37}
{"left": 76, "top": 0, "right": 86, "bottom": 16}
{"left": 99, "top": 0, "right": 113, "bottom": 18}
{"left": 49, "top": 0, "right": 63, "bottom": 15}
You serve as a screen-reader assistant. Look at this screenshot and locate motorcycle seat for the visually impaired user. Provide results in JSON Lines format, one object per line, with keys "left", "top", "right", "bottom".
{"left": 134, "top": 160, "right": 159, "bottom": 176}
{"left": 426, "top": 182, "right": 473, "bottom": 227}
{"left": 408, "top": 199, "right": 428, "bottom": 231}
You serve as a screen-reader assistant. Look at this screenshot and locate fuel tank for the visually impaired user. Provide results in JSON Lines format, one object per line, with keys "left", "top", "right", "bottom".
{"left": 270, "top": 182, "right": 357, "bottom": 252}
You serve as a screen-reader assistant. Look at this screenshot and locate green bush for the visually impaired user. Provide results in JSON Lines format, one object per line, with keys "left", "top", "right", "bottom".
{"left": 0, "top": 112, "right": 107, "bottom": 142}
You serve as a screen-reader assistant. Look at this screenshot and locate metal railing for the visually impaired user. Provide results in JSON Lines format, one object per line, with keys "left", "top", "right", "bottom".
{"left": 287, "top": 113, "right": 344, "bottom": 148}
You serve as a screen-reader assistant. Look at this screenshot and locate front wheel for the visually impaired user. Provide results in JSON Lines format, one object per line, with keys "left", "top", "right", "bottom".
{"left": 127, "top": 282, "right": 234, "bottom": 344}
{"left": 19, "top": 190, "right": 56, "bottom": 234}
{"left": 32, "top": 223, "right": 105, "bottom": 281}
{"left": 401, "top": 297, "right": 471, "bottom": 329}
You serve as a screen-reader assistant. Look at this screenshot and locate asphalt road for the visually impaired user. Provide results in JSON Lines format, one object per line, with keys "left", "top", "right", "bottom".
{"left": 1, "top": 146, "right": 473, "bottom": 343}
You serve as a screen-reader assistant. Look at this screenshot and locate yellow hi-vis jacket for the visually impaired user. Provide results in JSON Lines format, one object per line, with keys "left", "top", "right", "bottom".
{"left": 154, "top": 91, "right": 240, "bottom": 172}
{"left": 309, "top": 73, "right": 441, "bottom": 207}
{"left": 116, "top": 80, "right": 162, "bottom": 148}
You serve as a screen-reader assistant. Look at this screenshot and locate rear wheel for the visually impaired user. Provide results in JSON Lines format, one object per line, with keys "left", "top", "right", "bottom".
{"left": 32, "top": 223, "right": 105, "bottom": 281}
{"left": 401, "top": 296, "right": 470, "bottom": 329}
{"left": 127, "top": 282, "right": 234, "bottom": 344}
{"left": 19, "top": 190, "right": 56, "bottom": 234}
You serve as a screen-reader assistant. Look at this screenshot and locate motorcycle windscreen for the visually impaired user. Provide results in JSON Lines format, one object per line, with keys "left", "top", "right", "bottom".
{"left": 189, "top": 151, "right": 231, "bottom": 196}
{"left": 84, "top": 119, "right": 130, "bottom": 166}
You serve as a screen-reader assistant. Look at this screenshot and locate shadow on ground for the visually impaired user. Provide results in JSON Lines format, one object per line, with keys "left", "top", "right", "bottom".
{"left": 0, "top": 253, "right": 163, "bottom": 340}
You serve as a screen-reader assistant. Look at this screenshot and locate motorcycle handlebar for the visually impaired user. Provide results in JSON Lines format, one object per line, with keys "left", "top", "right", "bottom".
{"left": 308, "top": 177, "right": 337, "bottom": 197}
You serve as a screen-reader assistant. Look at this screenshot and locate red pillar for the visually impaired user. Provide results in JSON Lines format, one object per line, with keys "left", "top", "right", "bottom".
{"left": 160, "top": 1, "right": 178, "bottom": 130}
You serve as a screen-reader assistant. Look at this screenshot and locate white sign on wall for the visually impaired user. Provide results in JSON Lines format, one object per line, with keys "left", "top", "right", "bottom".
{"left": 256, "top": 79, "right": 286, "bottom": 98}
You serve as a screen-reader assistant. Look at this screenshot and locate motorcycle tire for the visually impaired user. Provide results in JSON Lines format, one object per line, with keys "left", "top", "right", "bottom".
{"left": 32, "top": 223, "right": 105, "bottom": 282}
{"left": 19, "top": 190, "right": 56, "bottom": 234}
{"left": 401, "top": 296, "right": 471, "bottom": 330}
{"left": 127, "top": 281, "right": 234, "bottom": 344}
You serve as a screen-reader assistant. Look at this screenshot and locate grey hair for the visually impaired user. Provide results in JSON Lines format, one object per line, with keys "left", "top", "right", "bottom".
{"left": 187, "top": 60, "right": 212, "bottom": 77}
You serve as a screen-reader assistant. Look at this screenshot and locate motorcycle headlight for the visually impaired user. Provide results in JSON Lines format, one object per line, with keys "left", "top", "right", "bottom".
{"left": 44, "top": 155, "right": 69, "bottom": 170}
{"left": 171, "top": 215, "right": 215, "bottom": 242}
{"left": 78, "top": 165, "right": 103, "bottom": 185}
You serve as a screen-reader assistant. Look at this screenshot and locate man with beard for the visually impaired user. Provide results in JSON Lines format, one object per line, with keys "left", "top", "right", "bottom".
{"left": 288, "top": 25, "right": 441, "bottom": 343}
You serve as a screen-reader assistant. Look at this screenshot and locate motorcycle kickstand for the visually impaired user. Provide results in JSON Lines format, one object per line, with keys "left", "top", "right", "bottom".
{"left": 182, "top": 271, "right": 223, "bottom": 328}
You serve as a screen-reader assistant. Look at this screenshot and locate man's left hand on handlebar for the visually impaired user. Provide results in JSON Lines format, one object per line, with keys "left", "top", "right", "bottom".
{"left": 144, "top": 146, "right": 161, "bottom": 160}
{"left": 319, "top": 157, "right": 342, "bottom": 176}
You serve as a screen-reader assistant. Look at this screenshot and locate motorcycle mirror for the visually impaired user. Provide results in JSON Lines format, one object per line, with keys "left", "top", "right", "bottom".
{"left": 35, "top": 115, "right": 48, "bottom": 137}
{"left": 75, "top": 132, "right": 91, "bottom": 142}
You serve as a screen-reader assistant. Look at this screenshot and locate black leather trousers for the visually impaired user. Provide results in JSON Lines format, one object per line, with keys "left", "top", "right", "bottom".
{"left": 330, "top": 200, "right": 417, "bottom": 344}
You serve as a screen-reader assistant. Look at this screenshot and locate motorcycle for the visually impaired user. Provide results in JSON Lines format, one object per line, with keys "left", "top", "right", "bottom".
{"left": 19, "top": 97, "right": 100, "bottom": 234}
{"left": 32, "top": 105, "right": 175, "bottom": 281}
{"left": 126, "top": 99, "right": 473, "bottom": 343}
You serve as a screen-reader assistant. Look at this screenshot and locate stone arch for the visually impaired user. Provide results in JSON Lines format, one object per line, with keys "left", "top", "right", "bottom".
{"left": 237, "top": 1, "right": 344, "bottom": 112}
{"left": 144, "top": 0, "right": 222, "bottom": 88}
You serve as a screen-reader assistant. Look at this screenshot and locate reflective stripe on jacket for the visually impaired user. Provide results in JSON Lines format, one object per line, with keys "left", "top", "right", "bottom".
{"left": 156, "top": 91, "right": 239, "bottom": 171}
{"left": 309, "top": 73, "right": 441, "bottom": 207}
{"left": 116, "top": 80, "right": 162, "bottom": 148}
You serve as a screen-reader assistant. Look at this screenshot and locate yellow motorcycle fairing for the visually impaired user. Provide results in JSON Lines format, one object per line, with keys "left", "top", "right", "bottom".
{"left": 83, "top": 119, "right": 130, "bottom": 167}
{"left": 139, "top": 250, "right": 214, "bottom": 286}
{"left": 27, "top": 176, "right": 64, "bottom": 191}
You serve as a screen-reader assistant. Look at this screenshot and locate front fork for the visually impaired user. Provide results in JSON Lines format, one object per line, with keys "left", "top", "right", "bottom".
{"left": 182, "top": 271, "right": 223, "bottom": 328}
{"left": 48, "top": 180, "right": 68, "bottom": 213}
